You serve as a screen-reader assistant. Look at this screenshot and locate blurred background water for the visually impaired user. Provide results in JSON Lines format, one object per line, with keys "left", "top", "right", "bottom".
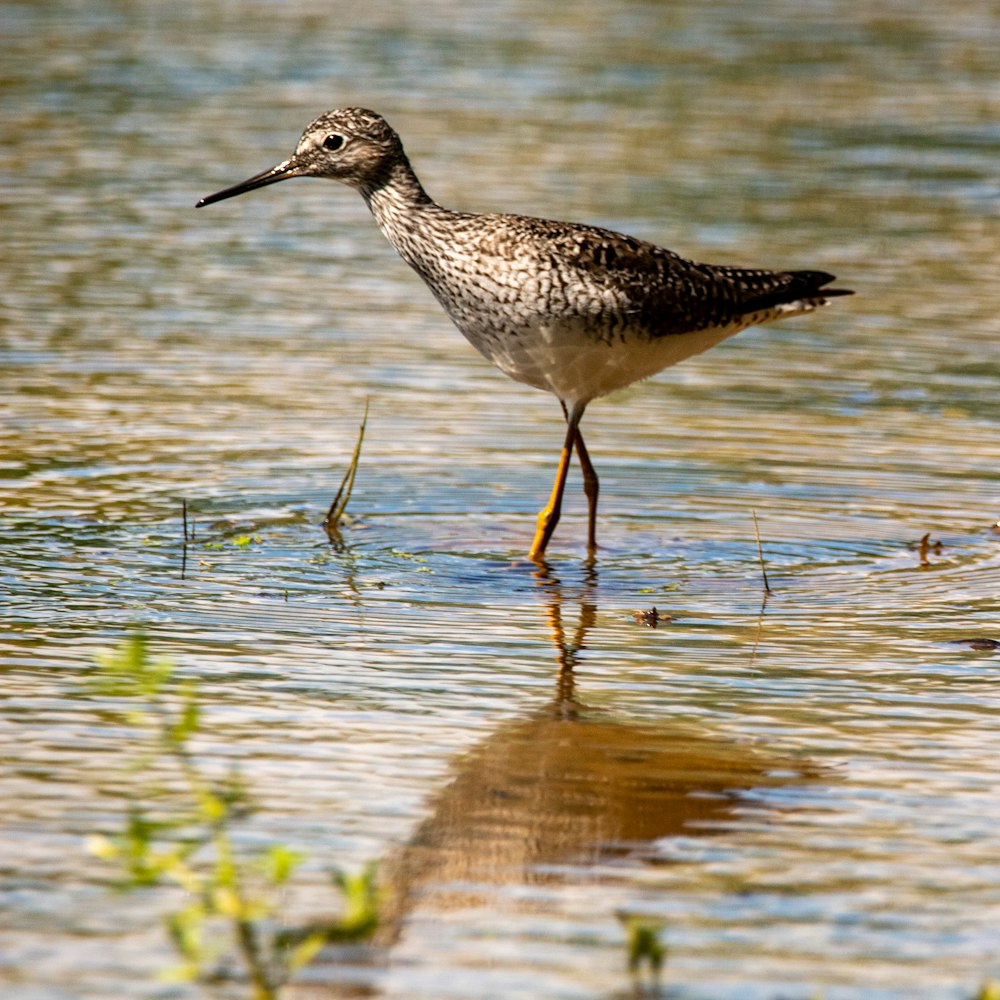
{"left": 2, "top": 0, "right": 999, "bottom": 997}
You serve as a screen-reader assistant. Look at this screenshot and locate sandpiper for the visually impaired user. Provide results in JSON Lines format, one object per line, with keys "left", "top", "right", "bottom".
{"left": 198, "top": 108, "right": 852, "bottom": 561}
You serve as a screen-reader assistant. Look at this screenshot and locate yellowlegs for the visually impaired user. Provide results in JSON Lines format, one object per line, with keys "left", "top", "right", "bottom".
{"left": 197, "top": 108, "right": 852, "bottom": 561}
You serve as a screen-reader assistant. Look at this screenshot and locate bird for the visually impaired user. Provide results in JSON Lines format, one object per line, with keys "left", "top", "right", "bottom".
{"left": 197, "top": 108, "right": 852, "bottom": 562}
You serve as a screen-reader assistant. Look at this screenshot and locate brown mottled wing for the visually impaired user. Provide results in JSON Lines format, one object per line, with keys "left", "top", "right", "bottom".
{"left": 546, "top": 221, "right": 853, "bottom": 336}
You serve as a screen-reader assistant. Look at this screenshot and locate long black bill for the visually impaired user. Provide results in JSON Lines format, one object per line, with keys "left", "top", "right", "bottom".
{"left": 196, "top": 158, "right": 302, "bottom": 208}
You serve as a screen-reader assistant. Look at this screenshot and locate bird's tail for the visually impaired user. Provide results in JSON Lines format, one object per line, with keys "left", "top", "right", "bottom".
{"left": 784, "top": 269, "right": 854, "bottom": 303}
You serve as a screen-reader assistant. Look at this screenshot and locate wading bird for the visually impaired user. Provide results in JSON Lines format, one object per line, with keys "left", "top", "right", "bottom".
{"left": 198, "top": 108, "right": 852, "bottom": 561}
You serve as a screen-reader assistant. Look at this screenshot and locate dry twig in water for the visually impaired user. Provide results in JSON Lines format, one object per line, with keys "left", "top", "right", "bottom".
{"left": 752, "top": 510, "right": 772, "bottom": 596}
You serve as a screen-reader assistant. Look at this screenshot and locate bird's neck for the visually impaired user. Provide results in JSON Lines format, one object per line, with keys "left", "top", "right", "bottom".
{"left": 361, "top": 155, "right": 437, "bottom": 231}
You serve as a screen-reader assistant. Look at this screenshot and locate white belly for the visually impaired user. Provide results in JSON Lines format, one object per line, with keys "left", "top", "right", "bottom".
{"left": 472, "top": 318, "right": 753, "bottom": 408}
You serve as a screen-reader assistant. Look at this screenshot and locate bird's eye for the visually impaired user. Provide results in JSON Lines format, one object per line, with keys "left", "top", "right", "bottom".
{"left": 323, "top": 134, "right": 345, "bottom": 151}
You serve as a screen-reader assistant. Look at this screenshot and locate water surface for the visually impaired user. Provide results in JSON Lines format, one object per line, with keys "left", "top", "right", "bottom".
{"left": 2, "top": 1, "right": 1000, "bottom": 998}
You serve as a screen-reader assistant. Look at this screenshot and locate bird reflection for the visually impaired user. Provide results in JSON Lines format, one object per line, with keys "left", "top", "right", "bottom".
{"left": 294, "top": 579, "right": 815, "bottom": 996}
{"left": 373, "top": 573, "right": 812, "bottom": 944}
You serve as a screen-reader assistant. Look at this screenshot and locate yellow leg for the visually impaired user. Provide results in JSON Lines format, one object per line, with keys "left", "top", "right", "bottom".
{"left": 558, "top": 401, "right": 599, "bottom": 556}
{"left": 572, "top": 427, "right": 599, "bottom": 555}
{"left": 528, "top": 424, "right": 574, "bottom": 561}
{"left": 529, "top": 403, "right": 586, "bottom": 562}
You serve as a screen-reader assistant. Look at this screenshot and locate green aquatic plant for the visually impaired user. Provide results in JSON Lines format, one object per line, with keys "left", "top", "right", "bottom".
{"left": 231, "top": 534, "right": 262, "bottom": 548}
{"left": 325, "top": 398, "right": 369, "bottom": 537}
{"left": 616, "top": 911, "right": 666, "bottom": 992}
{"left": 86, "top": 633, "right": 379, "bottom": 1000}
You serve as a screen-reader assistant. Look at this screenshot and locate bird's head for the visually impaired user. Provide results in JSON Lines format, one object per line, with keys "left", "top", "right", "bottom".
{"left": 196, "top": 108, "right": 404, "bottom": 207}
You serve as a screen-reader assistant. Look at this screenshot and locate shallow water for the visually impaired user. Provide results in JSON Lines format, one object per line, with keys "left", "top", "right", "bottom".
{"left": 2, "top": 1, "right": 1000, "bottom": 997}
